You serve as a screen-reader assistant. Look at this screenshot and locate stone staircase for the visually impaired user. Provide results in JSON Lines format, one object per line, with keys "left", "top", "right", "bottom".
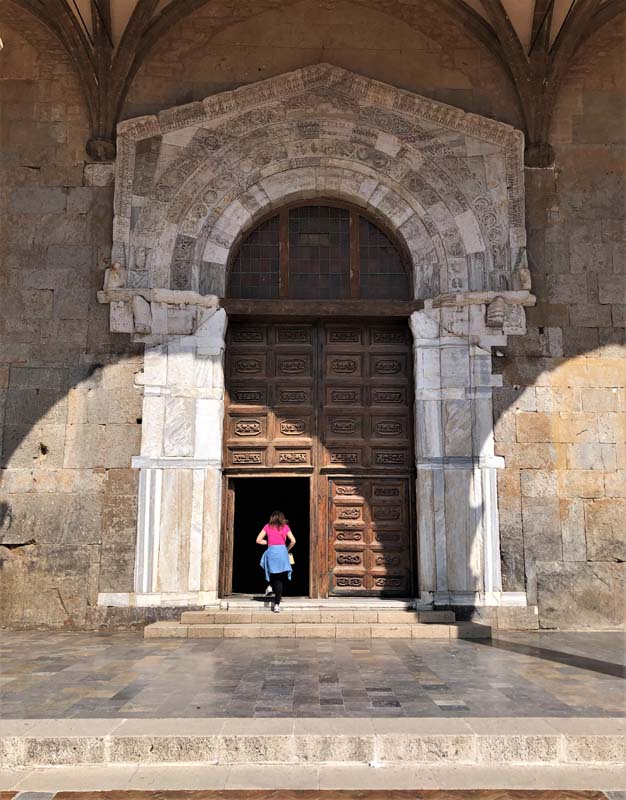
{"left": 143, "top": 607, "right": 492, "bottom": 639}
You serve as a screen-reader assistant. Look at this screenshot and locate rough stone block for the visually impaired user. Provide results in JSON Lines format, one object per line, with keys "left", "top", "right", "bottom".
{"left": 564, "top": 735, "right": 626, "bottom": 764}
{"left": 559, "top": 470, "right": 605, "bottom": 498}
{"left": 522, "top": 498, "right": 563, "bottom": 561}
{"left": 566, "top": 443, "right": 617, "bottom": 471}
{"left": 144, "top": 623, "right": 188, "bottom": 638}
{"left": 218, "top": 735, "right": 294, "bottom": 764}
{"left": 476, "top": 735, "right": 559, "bottom": 763}
{"left": 21, "top": 737, "right": 105, "bottom": 766}
{"left": 585, "top": 499, "right": 626, "bottom": 561}
{"left": 335, "top": 624, "right": 371, "bottom": 638}
{"left": 295, "top": 624, "right": 335, "bottom": 638}
{"left": 560, "top": 499, "right": 587, "bottom": 561}
{"left": 520, "top": 469, "right": 557, "bottom": 497}
{"left": 376, "top": 611, "right": 419, "bottom": 624}
{"left": 605, "top": 470, "right": 626, "bottom": 497}
{"left": 537, "top": 561, "right": 626, "bottom": 628}
{"left": 46, "top": 245, "right": 93, "bottom": 270}
{"left": 371, "top": 624, "right": 412, "bottom": 638}
{"left": 556, "top": 413, "right": 599, "bottom": 443}
{"left": 495, "top": 606, "right": 539, "bottom": 630}
{"left": 11, "top": 187, "right": 66, "bottom": 214}
{"left": 516, "top": 413, "right": 552, "bottom": 443}
{"left": 109, "top": 735, "right": 220, "bottom": 763}
{"left": 411, "top": 624, "right": 450, "bottom": 638}
{"left": 319, "top": 610, "right": 354, "bottom": 623}
{"left": 295, "top": 735, "right": 374, "bottom": 762}
{"left": 187, "top": 625, "right": 224, "bottom": 638}
{"left": 377, "top": 734, "right": 474, "bottom": 763}
{"left": 352, "top": 610, "right": 378, "bottom": 623}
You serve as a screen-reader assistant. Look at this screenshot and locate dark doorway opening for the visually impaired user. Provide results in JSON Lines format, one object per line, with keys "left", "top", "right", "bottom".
{"left": 231, "top": 477, "right": 310, "bottom": 597}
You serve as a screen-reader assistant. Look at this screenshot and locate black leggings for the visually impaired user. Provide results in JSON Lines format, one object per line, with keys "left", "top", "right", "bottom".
{"left": 269, "top": 571, "right": 289, "bottom": 605}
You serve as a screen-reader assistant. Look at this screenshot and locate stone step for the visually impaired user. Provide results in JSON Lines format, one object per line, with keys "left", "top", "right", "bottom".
{"left": 2, "top": 717, "right": 623, "bottom": 769}
{"left": 180, "top": 609, "right": 456, "bottom": 625}
{"left": 144, "top": 620, "right": 487, "bottom": 639}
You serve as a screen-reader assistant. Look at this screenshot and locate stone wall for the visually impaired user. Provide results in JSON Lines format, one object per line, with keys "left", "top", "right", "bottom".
{"left": 494, "top": 17, "right": 626, "bottom": 628}
{"left": 0, "top": 4, "right": 143, "bottom": 628}
{"left": 0, "top": 0, "right": 624, "bottom": 628}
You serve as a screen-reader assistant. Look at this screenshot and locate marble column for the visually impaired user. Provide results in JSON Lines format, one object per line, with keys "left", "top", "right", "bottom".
{"left": 110, "top": 308, "right": 228, "bottom": 607}
{"left": 410, "top": 303, "right": 524, "bottom": 607}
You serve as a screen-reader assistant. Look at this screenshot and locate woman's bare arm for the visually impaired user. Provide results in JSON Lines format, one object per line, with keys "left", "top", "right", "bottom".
{"left": 256, "top": 529, "right": 268, "bottom": 545}
{"left": 286, "top": 529, "right": 296, "bottom": 550}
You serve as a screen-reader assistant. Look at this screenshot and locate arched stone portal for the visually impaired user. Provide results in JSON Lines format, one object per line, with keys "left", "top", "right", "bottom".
{"left": 97, "top": 64, "right": 534, "bottom": 609}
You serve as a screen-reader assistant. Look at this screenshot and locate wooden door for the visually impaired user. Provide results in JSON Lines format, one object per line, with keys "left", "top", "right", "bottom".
{"left": 224, "top": 319, "right": 415, "bottom": 597}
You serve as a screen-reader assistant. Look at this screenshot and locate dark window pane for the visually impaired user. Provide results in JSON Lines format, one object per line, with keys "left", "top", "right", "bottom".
{"left": 228, "top": 215, "right": 280, "bottom": 299}
{"left": 288, "top": 206, "right": 350, "bottom": 300}
{"left": 359, "top": 217, "right": 409, "bottom": 300}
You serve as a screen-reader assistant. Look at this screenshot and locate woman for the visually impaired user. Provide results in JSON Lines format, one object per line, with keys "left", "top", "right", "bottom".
{"left": 256, "top": 510, "right": 296, "bottom": 613}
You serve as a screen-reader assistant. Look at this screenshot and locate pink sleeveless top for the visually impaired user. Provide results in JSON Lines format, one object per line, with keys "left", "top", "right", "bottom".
{"left": 264, "top": 524, "right": 289, "bottom": 546}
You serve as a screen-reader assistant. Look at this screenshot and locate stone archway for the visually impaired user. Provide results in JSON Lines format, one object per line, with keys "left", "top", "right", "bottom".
{"left": 97, "top": 64, "right": 534, "bottom": 609}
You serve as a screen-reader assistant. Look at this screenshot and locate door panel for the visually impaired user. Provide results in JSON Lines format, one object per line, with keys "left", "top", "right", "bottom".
{"left": 329, "top": 477, "right": 412, "bottom": 595}
{"left": 224, "top": 319, "right": 414, "bottom": 597}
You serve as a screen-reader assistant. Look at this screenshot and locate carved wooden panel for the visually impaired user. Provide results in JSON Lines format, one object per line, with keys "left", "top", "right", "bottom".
{"left": 329, "top": 477, "right": 412, "bottom": 596}
{"left": 320, "top": 322, "right": 412, "bottom": 471}
{"left": 225, "top": 322, "right": 315, "bottom": 470}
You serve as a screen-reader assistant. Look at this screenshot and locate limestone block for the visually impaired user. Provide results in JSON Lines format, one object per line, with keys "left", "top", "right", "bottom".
{"left": 352, "top": 610, "right": 378, "bottom": 623}
{"left": 605, "top": 470, "right": 626, "bottom": 498}
{"left": 376, "top": 611, "right": 419, "bottom": 623}
{"left": 109, "top": 735, "right": 219, "bottom": 763}
{"left": 564, "top": 735, "right": 626, "bottom": 764}
{"left": 520, "top": 469, "right": 557, "bottom": 498}
{"left": 295, "top": 624, "right": 335, "bottom": 638}
{"left": 581, "top": 388, "right": 620, "bottom": 412}
{"left": 319, "top": 610, "right": 354, "bottom": 623}
{"left": 2, "top": 422, "right": 65, "bottom": 469}
{"left": 295, "top": 734, "right": 374, "bottom": 762}
{"left": 371, "top": 624, "right": 412, "bottom": 638}
{"left": 560, "top": 499, "right": 587, "bottom": 561}
{"left": 84, "top": 163, "right": 115, "bottom": 187}
{"left": 566, "top": 443, "right": 617, "bottom": 471}
{"left": 494, "top": 606, "right": 539, "bottom": 630}
{"left": 335, "top": 624, "right": 371, "bottom": 638}
{"left": 516, "top": 412, "right": 552, "bottom": 443}
{"left": 218, "top": 734, "right": 295, "bottom": 764}
{"left": 536, "top": 562, "right": 626, "bottom": 628}
{"left": 11, "top": 187, "right": 66, "bottom": 214}
{"left": 556, "top": 413, "right": 599, "bottom": 443}
{"left": 21, "top": 736, "right": 105, "bottom": 766}
{"left": 110, "top": 301, "right": 133, "bottom": 334}
{"left": 411, "top": 624, "right": 450, "bottom": 638}
{"left": 188, "top": 625, "right": 224, "bottom": 638}
{"left": 558, "top": 470, "right": 604, "bottom": 498}
{"left": 144, "top": 623, "right": 188, "bottom": 639}
{"left": 377, "top": 734, "right": 474, "bottom": 763}
{"left": 167, "top": 307, "right": 194, "bottom": 335}
{"left": 476, "top": 735, "right": 559, "bottom": 763}
{"left": 585, "top": 499, "right": 626, "bottom": 562}
{"left": 521, "top": 498, "right": 563, "bottom": 561}
{"left": 598, "top": 413, "right": 626, "bottom": 444}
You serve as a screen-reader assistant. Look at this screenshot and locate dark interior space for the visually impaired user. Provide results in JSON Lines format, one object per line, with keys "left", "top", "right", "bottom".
{"left": 231, "top": 477, "right": 310, "bottom": 597}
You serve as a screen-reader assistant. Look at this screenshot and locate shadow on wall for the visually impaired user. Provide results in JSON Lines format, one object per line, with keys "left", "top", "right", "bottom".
{"left": 1, "top": 323, "right": 625, "bottom": 630}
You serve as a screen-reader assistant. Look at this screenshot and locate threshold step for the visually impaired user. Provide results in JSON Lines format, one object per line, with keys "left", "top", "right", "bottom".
{"left": 180, "top": 609, "right": 456, "bottom": 624}
{"left": 144, "top": 621, "right": 488, "bottom": 639}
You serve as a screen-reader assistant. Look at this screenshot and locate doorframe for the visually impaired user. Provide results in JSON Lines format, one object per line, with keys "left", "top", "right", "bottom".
{"left": 219, "top": 472, "right": 317, "bottom": 598}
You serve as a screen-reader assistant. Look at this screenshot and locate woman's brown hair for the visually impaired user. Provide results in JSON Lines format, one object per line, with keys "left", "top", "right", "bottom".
{"left": 269, "top": 510, "right": 288, "bottom": 528}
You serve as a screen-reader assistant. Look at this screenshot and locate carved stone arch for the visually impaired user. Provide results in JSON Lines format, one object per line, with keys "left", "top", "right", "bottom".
{"left": 97, "top": 65, "right": 534, "bottom": 610}
{"left": 102, "top": 63, "right": 529, "bottom": 338}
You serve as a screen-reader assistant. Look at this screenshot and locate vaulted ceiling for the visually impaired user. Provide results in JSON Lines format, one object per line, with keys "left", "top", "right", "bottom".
{"left": 11, "top": 0, "right": 626, "bottom": 164}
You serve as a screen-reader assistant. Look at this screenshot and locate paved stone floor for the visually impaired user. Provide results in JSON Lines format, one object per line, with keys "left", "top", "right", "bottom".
{"left": 1, "top": 630, "right": 624, "bottom": 719}
{"left": 0, "top": 791, "right": 622, "bottom": 799}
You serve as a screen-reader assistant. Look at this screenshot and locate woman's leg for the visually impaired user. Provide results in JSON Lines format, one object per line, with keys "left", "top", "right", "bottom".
{"left": 270, "top": 572, "right": 287, "bottom": 605}
{"left": 269, "top": 573, "right": 282, "bottom": 605}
